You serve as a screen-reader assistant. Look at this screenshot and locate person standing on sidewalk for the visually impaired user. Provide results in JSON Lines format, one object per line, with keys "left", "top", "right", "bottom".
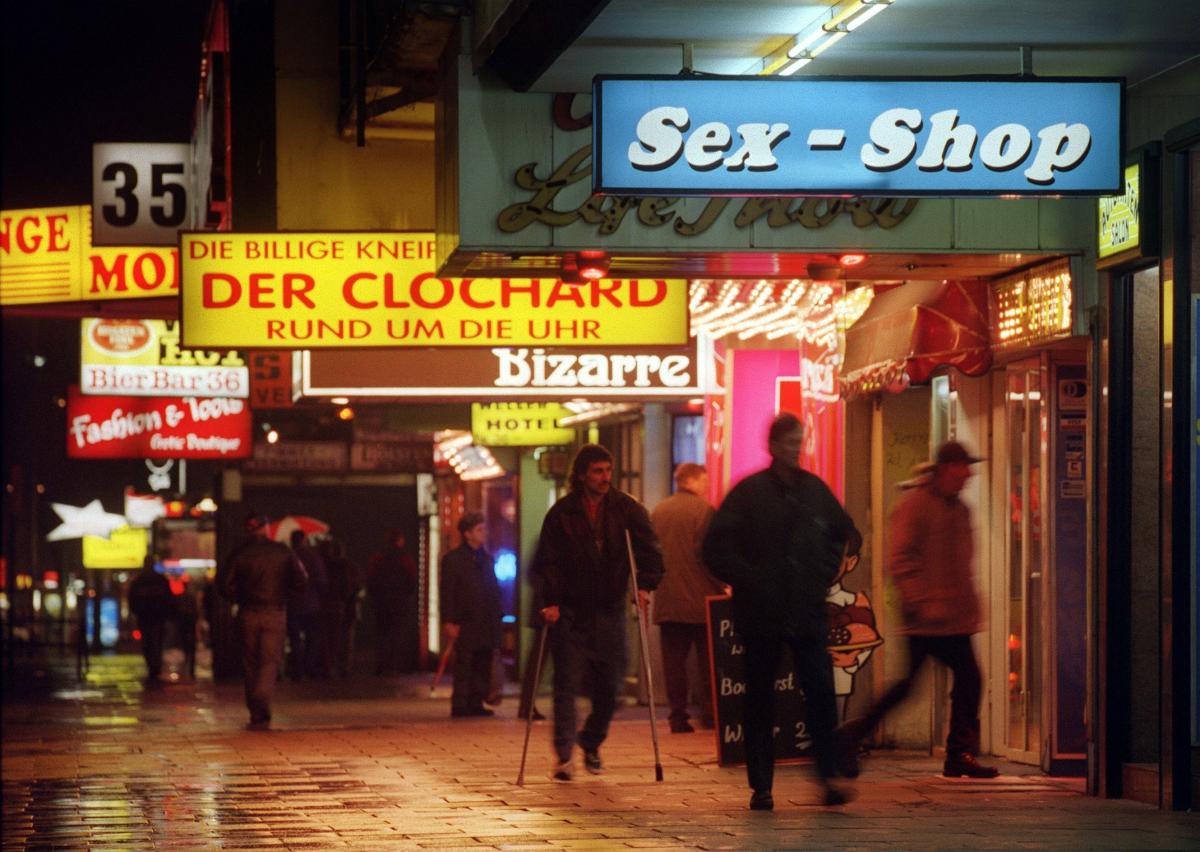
{"left": 532, "top": 444, "right": 664, "bottom": 780}
{"left": 703, "top": 413, "right": 858, "bottom": 810}
{"left": 650, "top": 462, "right": 724, "bottom": 733}
{"left": 218, "top": 514, "right": 307, "bottom": 730}
{"left": 837, "top": 441, "right": 999, "bottom": 779}
{"left": 128, "top": 556, "right": 173, "bottom": 688}
{"left": 440, "top": 512, "right": 503, "bottom": 718}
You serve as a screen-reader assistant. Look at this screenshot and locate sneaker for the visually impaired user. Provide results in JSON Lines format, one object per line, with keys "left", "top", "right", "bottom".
{"left": 749, "top": 789, "right": 774, "bottom": 811}
{"left": 943, "top": 752, "right": 999, "bottom": 778}
{"left": 583, "top": 748, "right": 603, "bottom": 774}
{"left": 551, "top": 759, "right": 573, "bottom": 781}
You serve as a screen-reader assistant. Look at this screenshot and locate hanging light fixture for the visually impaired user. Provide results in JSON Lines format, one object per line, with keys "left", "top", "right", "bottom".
{"left": 768, "top": 0, "right": 895, "bottom": 76}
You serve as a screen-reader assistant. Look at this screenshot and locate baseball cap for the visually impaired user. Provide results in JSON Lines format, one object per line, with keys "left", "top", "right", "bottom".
{"left": 934, "top": 441, "right": 984, "bottom": 466}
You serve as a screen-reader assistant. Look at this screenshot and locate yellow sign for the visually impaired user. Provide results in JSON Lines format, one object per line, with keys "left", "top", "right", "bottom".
{"left": 80, "top": 318, "right": 248, "bottom": 398}
{"left": 0, "top": 206, "right": 178, "bottom": 305}
{"left": 83, "top": 525, "right": 149, "bottom": 569}
{"left": 1098, "top": 163, "right": 1140, "bottom": 259}
{"left": 180, "top": 232, "right": 687, "bottom": 348}
{"left": 472, "top": 402, "right": 575, "bottom": 446}
{"left": 992, "top": 258, "right": 1073, "bottom": 350}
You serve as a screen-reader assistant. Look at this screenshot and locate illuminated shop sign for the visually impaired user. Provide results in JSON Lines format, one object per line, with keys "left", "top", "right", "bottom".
{"left": 0, "top": 206, "right": 178, "bottom": 306}
{"left": 1098, "top": 163, "right": 1141, "bottom": 259}
{"left": 990, "top": 258, "right": 1074, "bottom": 350}
{"left": 594, "top": 76, "right": 1122, "bottom": 196}
{"left": 92, "top": 143, "right": 194, "bottom": 246}
{"left": 180, "top": 232, "right": 687, "bottom": 348}
{"left": 66, "top": 386, "right": 251, "bottom": 460}
{"left": 302, "top": 340, "right": 710, "bottom": 398}
{"left": 83, "top": 525, "right": 149, "bottom": 570}
{"left": 471, "top": 403, "right": 575, "bottom": 446}
{"left": 80, "top": 318, "right": 248, "bottom": 399}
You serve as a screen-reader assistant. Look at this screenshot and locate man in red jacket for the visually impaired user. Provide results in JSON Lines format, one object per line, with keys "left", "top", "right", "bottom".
{"left": 838, "top": 441, "right": 998, "bottom": 779}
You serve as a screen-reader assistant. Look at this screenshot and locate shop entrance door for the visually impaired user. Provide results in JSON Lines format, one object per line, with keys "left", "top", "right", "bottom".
{"left": 1004, "top": 359, "right": 1045, "bottom": 764}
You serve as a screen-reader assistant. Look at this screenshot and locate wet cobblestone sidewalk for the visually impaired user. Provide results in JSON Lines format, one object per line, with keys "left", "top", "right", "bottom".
{"left": 4, "top": 654, "right": 1198, "bottom": 850}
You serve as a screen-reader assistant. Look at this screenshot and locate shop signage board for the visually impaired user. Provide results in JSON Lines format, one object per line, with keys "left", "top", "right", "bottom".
{"left": 82, "top": 525, "right": 150, "bottom": 570}
{"left": 80, "top": 318, "right": 248, "bottom": 399}
{"left": 1098, "top": 163, "right": 1140, "bottom": 259}
{"left": 349, "top": 441, "right": 433, "bottom": 473}
{"left": 302, "top": 340, "right": 710, "bottom": 399}
{"left": 706, "top": 595, "right": 812, "bottom": 766}
{"left": 248, "top": 351, "right": 295, "bottom": 409}
{"left": 242, "top": 440, "right": 348, "bottom": 473}
{"left": 471, "top": 402, "right": 574, "bottom": 446}
{"left": 65, "top": 386, "right": 251, "bottom": 460}
{"left": 0, "top": 205, "right": 179, "bottom": 305}
{"left": 990, "top": 258, "right": 1074, "bottom": 351}
{"left": 593, "top": 76, "right": 1122, "bottom": 197}
{"left": 92, "top": 143, "right": 194, "bottom": 246}
{"left": 179, "top": 232, "right": 687, "bottom": 348}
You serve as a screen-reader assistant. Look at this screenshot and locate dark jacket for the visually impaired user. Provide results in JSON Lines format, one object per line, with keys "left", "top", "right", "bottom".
{"left": 440, "top": 544, "right": 503, "bottom": 650}
{"left": 532, "top": 487, "right": 664, "bottom": 613}
{"left": 703, "top": 464, "right": 857, "bottom": 640}
{"left": 289, "top": 542, "right": 328, "bottom": 616}
{"left": 219, "top": 535, "right": 307, "bottom": 608}
{"left": 128, "top": 569, "right": 172, "bottom": 624}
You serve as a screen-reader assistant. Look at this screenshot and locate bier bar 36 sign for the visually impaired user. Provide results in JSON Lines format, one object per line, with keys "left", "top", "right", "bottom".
{"left": 180, "top": 232, "right": 687, "bottom": 348}
{"left": 593, "top": 76, "right": 1122, "bottom": 197}
{"left": 66, "top": 386, "right": 251, "bottom": 459}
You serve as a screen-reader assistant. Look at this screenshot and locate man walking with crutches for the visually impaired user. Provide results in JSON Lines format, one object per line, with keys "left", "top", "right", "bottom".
{"left": 531, "top": 444, "right": 664, "bottom": 781}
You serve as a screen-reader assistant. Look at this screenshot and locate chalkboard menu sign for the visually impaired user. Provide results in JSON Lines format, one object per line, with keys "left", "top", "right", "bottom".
{"left": 705, "top": 594, "right": 813, "bottom": 766}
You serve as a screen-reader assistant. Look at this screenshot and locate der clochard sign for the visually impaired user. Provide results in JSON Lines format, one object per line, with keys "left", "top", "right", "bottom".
{"left": 593, "top": 76, "right": 1122, "bottom": 197}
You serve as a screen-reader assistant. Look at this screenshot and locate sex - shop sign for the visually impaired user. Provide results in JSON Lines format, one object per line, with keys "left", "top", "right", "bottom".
{"left": 593, "top": 76, "right": 1122, "bottom": 197}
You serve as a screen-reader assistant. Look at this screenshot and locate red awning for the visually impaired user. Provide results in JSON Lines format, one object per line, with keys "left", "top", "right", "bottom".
{"left": 840, "top": 280, "right": 991, "bottom": 398}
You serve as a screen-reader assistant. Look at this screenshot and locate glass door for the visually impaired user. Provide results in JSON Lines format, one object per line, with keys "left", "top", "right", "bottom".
{"left": 1005, "top": 360, "right": 1045, "bottom": 762}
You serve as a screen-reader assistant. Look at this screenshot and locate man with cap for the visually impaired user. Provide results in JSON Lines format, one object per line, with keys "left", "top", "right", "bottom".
{"left": 837, "top": 440, "right": 998, "bottom": 778}
{"left": 440, "top": 511, "right": 503, "bottom": 718}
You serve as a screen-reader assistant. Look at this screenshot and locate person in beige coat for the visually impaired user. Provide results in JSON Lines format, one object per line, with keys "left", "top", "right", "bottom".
{"left": 651, "top": 463, "right": 726, "bottom": 733}
{"left": 837, "top": 441, "right": 998, "bottom": 778}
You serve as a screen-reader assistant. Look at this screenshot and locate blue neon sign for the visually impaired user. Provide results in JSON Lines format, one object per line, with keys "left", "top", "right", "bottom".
{"left": 594, "top": 76, "right": 1122, "bottom": 197}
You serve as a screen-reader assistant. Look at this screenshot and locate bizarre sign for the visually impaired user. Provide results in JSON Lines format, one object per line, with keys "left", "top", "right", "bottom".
{"left": 302, "top": 341, "right": 710, "bottom": 399}
{"left": 0, "top": 206, "right": 178, "bottom": 305}
{"left": 180, "top": 232, "right": 687, "bottom": 348}
{"left": 594, "top": 77, "right": 1122, "bottom": 196}
{"left": 66, "top": 386, "right": 251, "bottom": 459}
{"left": 80, "top": 318, "right": 248, "bottom": 399}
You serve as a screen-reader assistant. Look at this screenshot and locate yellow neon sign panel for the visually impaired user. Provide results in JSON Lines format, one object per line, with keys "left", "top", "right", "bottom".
{"left": 1098, "top": 163, "right": 1140, "bottom": 259}
{"left": 180, "top": 232, "right": 688, "bottom": 348}
{"left": 471, "top": 402, "right": 575, "bottom": 446}
{"left": 0, "top": 206, "right": 178, "bottom": 306}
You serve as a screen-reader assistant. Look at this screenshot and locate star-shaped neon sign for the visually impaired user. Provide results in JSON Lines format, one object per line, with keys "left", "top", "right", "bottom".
{"left": 46, "top": 500, "right": 128, "bottom": 542}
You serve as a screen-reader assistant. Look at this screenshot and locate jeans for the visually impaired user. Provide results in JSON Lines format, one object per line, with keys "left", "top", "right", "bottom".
{"left": 855, "top": 634, "right": 983, "bottom": 756}
{"left": 742, "top": 633, "right": 838, "bottom": 792}
{"left": 659, "top": 621, "right": 714, "bottom": 726}
{"left": 549, "top": 607, "right": 628, "bottom": 763}
{"left": 238, "top": 606, "right": 287, "bottom": 724}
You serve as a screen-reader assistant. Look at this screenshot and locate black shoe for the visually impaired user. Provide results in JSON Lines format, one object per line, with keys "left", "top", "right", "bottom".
{"left": 943, "top": 753, "right": 999, "bottom": 778}
{"left": 749, "top": 789, "right": 774, "bottom": 811}
{"left": 670, "top": 720, "right": 695, "bottom": 734}
{"left": 246, "top": 719, "right": 271, "bottom": 731}
{"left": 469, "top": 707, "right": 495, "bottom": 717}
{"left": 583, "top": 748, "right": 603, "bottom": 774}
{"left": 833, "top": 731, "right": 861, "bottom": 779}
{"left": 822, "top": 783, "right": 850, "bottom": 806}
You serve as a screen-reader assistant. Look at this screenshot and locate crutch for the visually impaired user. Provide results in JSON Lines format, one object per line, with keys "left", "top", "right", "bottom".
{"left": 516, "top": 621, "right": 550, "bottom": 786}
{"left": 430, "top": 633, "right": 457, "bottom": 696}
{"left": 625, "top": 530, "right": 664, "bottom": 782}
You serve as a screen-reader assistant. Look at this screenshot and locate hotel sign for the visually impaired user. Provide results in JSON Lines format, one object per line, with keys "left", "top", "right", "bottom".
{"left": 0, "top": 206, "right": 178, "bottom": 306}
{"left": 471, "top": 403, "right": 575, "bottom": 446}
{"left": 594, "top": 76, "right": 1122, "bottom": 197}
{"left": 180, "top": 232, "right": 687, "bottom": 348}
{"left": 80, "top": 318, "right": 248, "bottom": 398}
{"left": 302, "top": 340, "right": 710, "bottom": 399}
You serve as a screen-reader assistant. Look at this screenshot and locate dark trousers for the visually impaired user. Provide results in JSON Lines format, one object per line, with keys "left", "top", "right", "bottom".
{"left": 742, "top": 633, "right": 838, "bottom": 792}
{"left": 238, "top": 606, "right": 287, "bottom": 724}
{"left": 549, "top": 608, "right": 627, "bottom": 763}
{"left": 287, "top": 611, "right": 326, "bottom": 679}
{"left": 856, "top": 634, "right": 983, "bottom": 756}
{"left": 451, "top": 645, "right": 495, "bottom": 713}
{"left": 139, "top": 619, "right": 165, "bottom": 679}
{"left": 659, "top": 621, "right": 714, "bottom": 725}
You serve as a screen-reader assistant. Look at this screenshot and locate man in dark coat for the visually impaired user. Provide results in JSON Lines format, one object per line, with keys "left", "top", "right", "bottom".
{"left": 128, "top": 556, "right": 172, "bottom": 687}
{"left": 218, "top": 514, "right": 307, "bottom": 729}
{"left": 533, "top": 444, "right": 664, "bottom": 780}
{"left": 440, "top": 512, "right": 503, "bottom": 717}
{"left": 703, "top": 413, "right": 858, "bottom": 810}
{"left": 368, "top": 530, "right": 418, "bottom": 675}
{"left": 288, "top": 529, "right": 329, "bottom": 679}
{"left": 651, "top": 462, "right": 724, "bottom": 733}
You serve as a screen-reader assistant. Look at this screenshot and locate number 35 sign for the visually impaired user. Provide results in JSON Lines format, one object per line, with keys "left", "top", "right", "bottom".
{"left": 92, "top": 143, "right": 193, "bottom": 246}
